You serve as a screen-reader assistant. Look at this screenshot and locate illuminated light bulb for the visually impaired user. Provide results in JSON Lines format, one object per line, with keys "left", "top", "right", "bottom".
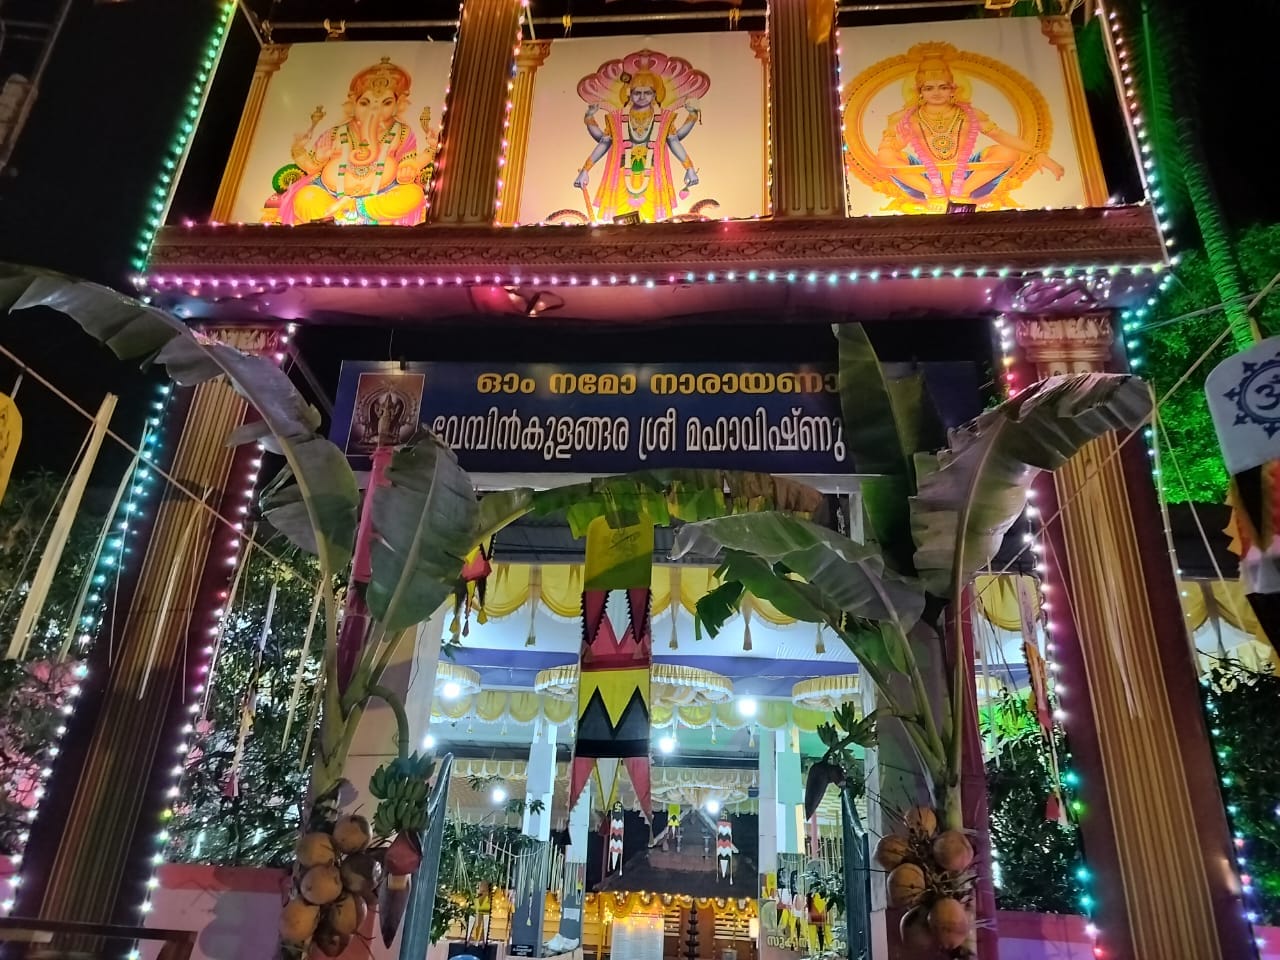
{"left": 491, "top": 786, "right": 507, "bottom": 804}
{"left": 441, "top": 681, "right": 461, "bottom": 700}
{"left": 705, "top": 799, "right": 721, "bottom": 815}
{"left": 423, "top": 733, "right": 436, "bottom": 750}
{"left": 658, "top": 736, "right": 676, "bottom": 754}
{"left": 738, "top": 698, "right": 758, "bottom": 718}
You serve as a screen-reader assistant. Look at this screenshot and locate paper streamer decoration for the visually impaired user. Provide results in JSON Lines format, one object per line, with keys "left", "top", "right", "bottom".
{"left": 7, "top": 394, "right": 115, "bottom": 661}
{"left": 568, "top": 516, "right": 653, "bottom": 819}
{"left": 607, "top": 801, "right": 626, "bottom": 876}
{"left": 716, "top": 817, "right": 733, "bottom": 878}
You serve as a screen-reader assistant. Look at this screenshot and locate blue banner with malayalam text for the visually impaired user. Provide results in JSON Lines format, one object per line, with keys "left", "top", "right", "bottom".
{"left": 330, "top": 360, "right": 978, "bottom": 475}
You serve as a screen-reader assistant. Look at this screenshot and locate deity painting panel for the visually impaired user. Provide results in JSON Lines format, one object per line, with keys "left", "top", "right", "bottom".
{"left": 229, "top": 41, "right": 454, "bottom": 226}
{"left": 838, "top": 18, "right": 1097, "bottom": 216}
{"left": 514, "top": 32, "right": 768, "bottom": 225}
{"left": 347, "top": 372, "right": 425, "bottom": 454}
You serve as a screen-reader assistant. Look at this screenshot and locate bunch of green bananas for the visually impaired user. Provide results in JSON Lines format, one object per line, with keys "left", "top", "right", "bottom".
{"left": 370, "top": 756, "right": 433, "bottom": 837}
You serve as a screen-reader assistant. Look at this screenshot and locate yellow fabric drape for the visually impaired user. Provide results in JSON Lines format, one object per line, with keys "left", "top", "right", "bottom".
{"left": 479, "top": 563, "right": 795, "bottom": 625}
{"left": 1177, "top": 579, "right": 1280, "bottom": 673}
{"left": 437, "top": 691, "right": 833, "bottom": 730}
{"left": 0, "top": 393, "right": 21, "bottom": 506}
{"left": 973, "top": 574, "right": 1039, "bottom": 631}
{"left": 588, "top": 892, "right": 757, "bottom": 919}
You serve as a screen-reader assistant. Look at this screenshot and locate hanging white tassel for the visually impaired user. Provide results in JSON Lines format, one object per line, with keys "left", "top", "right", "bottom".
{"left": 60, "top": 446, "right": 139, "bottom": 660}
{"left": 814, "top": 622, "right": 825, "bottom": 655}
{"left": 281, "top": 584, "right": 324, "bottom": 747}
{"left": 669, "top": 566, "right": 682, "bottom": 649}
{"left": 138, "top": 494, "right": 208, "bottom": 699}
{"left": 228, "top": 582, "right": 278, "bottom": 788}
{"left": 526, "top": 565, "right": 541, "bottom": 646}
{"left": 8, "top": 394, "right": 117, "bottom": 660}
{"left": 740, "top": 592, "right": 754, "bottom": 652}
{"left": 202, "top": 532, "right": 253, "bottom": 720}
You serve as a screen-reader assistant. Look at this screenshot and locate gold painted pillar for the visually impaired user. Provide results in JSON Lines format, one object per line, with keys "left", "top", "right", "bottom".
{"left": 767, "top": 0, "right": 845, "bottom": 218}
{"left": 210, "top": 44, "right": 291, "bottom": 222}
{"left": 1040, "top": 16, "right": 1108, "bottom": 207}
{"left": 749, "top": 31, "right": 771, "bottom": 215}
{"left": 31, "top": 329, "right": 278, "bottom": 927}
{"left": 1016, "top": 316, "right": 1252, "bottom": 960}
{"left": 429, "top": 0, "right": 523, "bottom": 226}
{"left": 495, "top": 39, "right": 551, "bottom": 226}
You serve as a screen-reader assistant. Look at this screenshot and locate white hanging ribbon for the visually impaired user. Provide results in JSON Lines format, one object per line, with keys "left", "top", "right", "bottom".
{"left": 281, "top": 583, "right": 324, "bottom": 747}
{"left": 8, "top": 394, "right": 117, "bottom": 660}
{"left": 228, "top": 581, "right": 279, "bottom": 787}
{"left": 137, "top": 490, "right": 208, "bottom": 699}
{"left": 59, "top": 443, "right": 138, "bottom": 661}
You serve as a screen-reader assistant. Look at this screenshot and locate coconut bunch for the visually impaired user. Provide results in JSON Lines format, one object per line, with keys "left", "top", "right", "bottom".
{"left": 280, "top": 814, "right": 380, "bottom": 958}
{"left": 873, "top": 805, "right": 977, "bottom": 956}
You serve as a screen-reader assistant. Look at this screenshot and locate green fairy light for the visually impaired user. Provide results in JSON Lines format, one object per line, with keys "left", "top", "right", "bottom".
{"left": 130, "top": 0, "right": 236, "bottom": 273}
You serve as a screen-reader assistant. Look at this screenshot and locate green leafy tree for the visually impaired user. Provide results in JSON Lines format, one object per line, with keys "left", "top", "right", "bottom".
{"left": 981, "top": 694, "right": 1085, "bottom": 914}
{"left": 1203, "top": 665, "right": 1280, "bottom": 924}
{"left": 1142, "top": 223, "right": 1280, "bottom": 503}
{"left": 167, "top": 541, "right": 330, "bottom": 866}
{"left": 0, "top": 472, "right": 104, "bottom": 852}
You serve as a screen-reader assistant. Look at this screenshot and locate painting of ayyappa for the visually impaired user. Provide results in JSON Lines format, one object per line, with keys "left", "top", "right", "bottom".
{"left": 264, "top": 57, "right": 440, "bottom": 226}
{"left": 571, "top": 50, "right": 712, "bottom": 223}
{"left": 844, "top": 40, "right": 1064, "bottom": 214}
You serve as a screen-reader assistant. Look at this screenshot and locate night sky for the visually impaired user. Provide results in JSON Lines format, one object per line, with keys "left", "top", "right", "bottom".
{"left": 0, "top": 0, "right": 1275, "bottom": 480}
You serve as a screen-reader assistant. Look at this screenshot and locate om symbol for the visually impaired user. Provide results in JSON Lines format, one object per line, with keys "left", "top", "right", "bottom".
{"left": 1227, "top": 355, "right": 1280, "bottom": 438}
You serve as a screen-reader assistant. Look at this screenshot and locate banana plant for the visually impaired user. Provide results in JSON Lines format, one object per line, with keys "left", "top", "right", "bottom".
{"left": 0, "top": 266, "right": 477, "bottom": 795}
{"left": 674, "top": 325, "right": 1153, "bottom": 894}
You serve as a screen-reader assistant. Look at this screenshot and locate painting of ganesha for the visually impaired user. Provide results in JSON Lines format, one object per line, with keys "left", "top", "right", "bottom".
{"left": 262, "top": 56, "right": 439, "bottom": 226}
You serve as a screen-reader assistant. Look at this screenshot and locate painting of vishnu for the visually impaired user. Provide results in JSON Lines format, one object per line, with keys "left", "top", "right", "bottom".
{"left": 571, "top": 50, "right": 711, "bottom": 224}
{"left": 840, "top": 19, "right": 1098, "bottom": 216}
{"left": 513, "top": 33, "right": 767, "bottom": 226}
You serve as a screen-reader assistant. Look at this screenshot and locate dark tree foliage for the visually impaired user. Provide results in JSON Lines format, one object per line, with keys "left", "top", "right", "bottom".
{"left": 167, "top": 540, "right": 329, "bottom": 866}
{"left": 0, "top": 472, "right": 104, "bottom": 853}
{"left": 1142, "top": 222, "right": 1280, "bottom": 504}
{"left": 1203, "top": 664, "right": 1280, "bottom": 925}
{"left": 982, "top": 694, "right": 1085, "bottom": 914}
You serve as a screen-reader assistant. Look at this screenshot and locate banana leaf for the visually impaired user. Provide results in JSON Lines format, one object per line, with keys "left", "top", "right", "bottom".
{"left": 671, "top": 511, "right": 925, "bottom": 631}
{"left": 834, "top": 323, "right": 943, "bottom": 574}
{"left": 398, "top": 753, "right": 454, "bottom": 958}
{"left": 0, "top": 264, "right": 358, "bottom": 575}
{"left": 477, "top": 469, "right": 826, "bottom": 544}
{"left": 367, "top": 433, "right": 479, "bottom": 633}
{"left": 909, "top": 373, "right": 1152, "bottom": 598}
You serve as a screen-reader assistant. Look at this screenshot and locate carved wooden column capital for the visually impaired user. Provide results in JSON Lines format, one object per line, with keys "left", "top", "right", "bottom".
{"left": 256, "top": 43, "right": 290, "bottom": 73}
{"left": 1015, "top": 313, "right": 1115, "bottom": 376}
{"left": 515, "top": 38, "right": 552, "bottom": 72}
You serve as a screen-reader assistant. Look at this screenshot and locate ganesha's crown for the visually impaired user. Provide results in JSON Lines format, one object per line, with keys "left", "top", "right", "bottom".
{"left": 349, "top": 56, "right": 412, "bottom": 97}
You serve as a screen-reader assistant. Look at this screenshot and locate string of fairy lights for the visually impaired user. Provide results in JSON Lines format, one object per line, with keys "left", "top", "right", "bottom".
{"left": 991, "top": 315, "right": 1102, "bottom": 956}
{"left": 130, "top": 0, "right": 236, "bottom": 274}
{"left": 492, "top": 1, "right": 529, "bottom": 224}
{"left": 0, "top": 383, "right": 174, "bottom": 915}
{"left": 132, "top": 327, "right": 296, "bottom": 938}
{"left": 1094, "top": 2, "right": 1269, "bottom": 949}
{"left": 109, "top": 0, "right": 1263, "bottom": 953}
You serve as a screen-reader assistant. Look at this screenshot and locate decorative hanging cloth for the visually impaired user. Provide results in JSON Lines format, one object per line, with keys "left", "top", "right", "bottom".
{"left": 607, "top": 801, "right": 626, "bottom": 876}
{"left": 568, "top": 516, "right": 654, "bottom": 820}
{"left": 716, "top": 818, "right": 733, "bottom": 879}
{"left": 0, "top": 390, "right": 21, "bottom": 507}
